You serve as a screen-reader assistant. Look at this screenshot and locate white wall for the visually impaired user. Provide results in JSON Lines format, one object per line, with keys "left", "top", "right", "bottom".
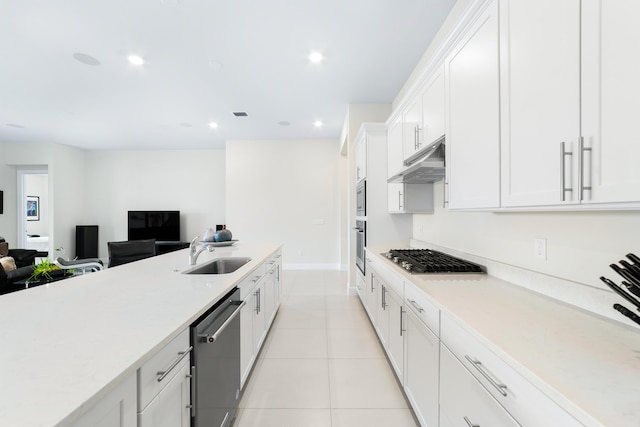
{"left": 226, "top": 139, "right": 341, "bottom": 268}
{"left": 415, "top": 183, "right": 640, "bottom": 292}
{"left": 84, "top": 149, "right": 226, "bottom": 259}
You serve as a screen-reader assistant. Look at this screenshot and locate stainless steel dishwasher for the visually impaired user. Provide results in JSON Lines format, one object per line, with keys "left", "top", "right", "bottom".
{"left": 191, "top": 287, "right": 244, "bottom": 427}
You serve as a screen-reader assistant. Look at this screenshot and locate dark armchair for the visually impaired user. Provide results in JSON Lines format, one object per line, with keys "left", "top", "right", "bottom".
{"left": 107, "top": 239, "right": 156, "bottom": 268}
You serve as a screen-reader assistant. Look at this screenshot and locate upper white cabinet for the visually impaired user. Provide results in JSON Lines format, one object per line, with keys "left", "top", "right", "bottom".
{"left": 387, "top": 115, "right": 404, "bottom": 179}
{"left": 388, "top": 182, "right": 434, "bottom": 214}
{"left": 355, "top": 136, "right": 367, "bottom": 183}
{"left": 499, "top": 0, "right": 581, "bottom": 208}
{"left": 403, "top": 68, "right": 446, "bottom": 162}
{"left": 445, "top": 0, "right": 501, "bottom": 209}
{"left": 581, "top": 0, "right": 640, "bottom": 205}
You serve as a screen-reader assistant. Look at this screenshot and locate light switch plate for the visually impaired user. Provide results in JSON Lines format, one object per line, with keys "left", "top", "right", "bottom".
{"left": 534, "top": 238, "right": 547, "bottom": 260}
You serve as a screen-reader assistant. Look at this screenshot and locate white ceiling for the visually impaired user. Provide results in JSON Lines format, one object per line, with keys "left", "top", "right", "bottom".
{"left": 0, "top": 0, "right": 456, "bottom": 150}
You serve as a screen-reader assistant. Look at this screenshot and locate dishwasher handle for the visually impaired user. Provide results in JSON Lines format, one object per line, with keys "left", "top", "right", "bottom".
{"left": 198, "top": 300, "right": 246, "bottom": 344}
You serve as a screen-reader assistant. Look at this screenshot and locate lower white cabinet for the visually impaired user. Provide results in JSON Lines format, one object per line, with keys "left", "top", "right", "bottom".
{"left": 137, "top": 328, "right": 192, "bottom": 427}
{"left": 138, "top": 360, "right": 191, "bottom": 427}
{"left": 404, "top": 308, "right": 439, "bottom": 427}
{"left": 69, "top": 373, "right": 137, "bottom": 427}
{"left": 240, "top": 251, "right": 282, "bottom": 389}
{"left": 440, "top": 345, "right": 520, "bottom": 427}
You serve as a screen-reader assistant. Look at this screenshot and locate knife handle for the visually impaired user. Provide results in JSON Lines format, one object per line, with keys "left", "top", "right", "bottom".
{"left": 610, "top": 264, "right": 640, "bottom": 289}
{"left": 619, "top": 260, "right": 640, "bottom": 280}
{"left": 626, "top": 253, "right": 640, "bottom": 266}
{"left": 600, "top": 276, "right": 640, "bottom": 311}
{"left": 613, "top": 303, "right": 640, "bottom": 326}
{"left": 623, "top": 282, "right": 640, "bottom": 298}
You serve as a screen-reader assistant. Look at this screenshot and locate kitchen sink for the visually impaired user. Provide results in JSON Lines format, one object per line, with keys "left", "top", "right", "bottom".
{"left": 183, "top": 257, "right": 252, "bottom": 275}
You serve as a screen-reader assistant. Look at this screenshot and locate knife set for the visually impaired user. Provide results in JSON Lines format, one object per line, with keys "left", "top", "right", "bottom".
{"left": 601, "top": 253, "right": 640, "bottom": 326}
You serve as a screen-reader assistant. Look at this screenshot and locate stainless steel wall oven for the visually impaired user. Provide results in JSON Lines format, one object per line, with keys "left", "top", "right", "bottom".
{"left": 355, "top": 220, "right": 366, "bottom": 275}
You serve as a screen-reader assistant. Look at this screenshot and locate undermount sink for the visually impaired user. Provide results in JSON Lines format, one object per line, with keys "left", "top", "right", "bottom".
{"left": 183, "top": 257, "right": 252, "bottom": 275}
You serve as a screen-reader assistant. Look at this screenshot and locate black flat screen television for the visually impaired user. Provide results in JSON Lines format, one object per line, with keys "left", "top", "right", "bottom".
{"left": 128, "top": 210, "right": 180, "bottom": 242}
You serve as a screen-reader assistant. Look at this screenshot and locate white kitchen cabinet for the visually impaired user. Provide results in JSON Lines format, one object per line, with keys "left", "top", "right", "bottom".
{"left": 240, "top": 286, "right": 255, "bottom": 387}
{"left": 356, "top": 269, "right": 367, "bottom": 307}
{"left": 376, "top": 280, "right": 391, "bottom": 348}
{"left": 445, "top": 0, "right": 501, "bottom": 209}
{"left": 263, "top": 254, "right": 281, "bottom": 329}
{"left": 440, "top": 345, "right": 520, "bottom": 427}
{"left": 387, "top": 114, "right": 404, "bottom": 179}
{"left": 374, "top": 276, "right": 404, "bottom": 384}
{"left": 355, "top": 136, "right": 367, "bottom": 183}
{"left": 402, "top": 93, "right": 423, "bottom": 160}
{"left": 137, "top": 328, "right": 191, "bottom": 427}
{"left": 404, "top": 307, "right": 439, "bottom": 427}
{"left": 388, "top": 182, "right": 434, "bottom": 213}
{"left": 69, "top": 373, "right": 137, "bottom": 427}
{"left": 138, "top": 360, "right": 191, "bottom": 427}
{"left": 499, "top": 0, "right": 581, "bottom": 207}
{"left": 580, "top": 0, "right": 640, "bottom": 205}
{"left": 420, "top": 66, "right": 446, "bottom": 149}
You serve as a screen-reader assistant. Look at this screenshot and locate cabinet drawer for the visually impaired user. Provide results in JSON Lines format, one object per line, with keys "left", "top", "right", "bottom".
{"left": 138, "top": 359, "right": 191, "bottom": 427}
{"left": 366, "top": 254, "right": 403, "bottom": 298}
{"left": 404, "top": 283, "right": 440, "bottom": 337}
{"left": 138, "top": 328, "right": 191, "bottom": 412}
{"left": 440, "top": 345, "right": 520, "bottom": 427}
{"left": 441, "top": 314, "right": 581, "bottom": 427}
{"left": 239, "top": 263, "right": 266, "bottom": 299}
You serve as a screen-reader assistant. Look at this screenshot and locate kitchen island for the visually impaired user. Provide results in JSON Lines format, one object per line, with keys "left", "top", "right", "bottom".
{"left": 0, "top": 242, "right": 281, "bottom": 427}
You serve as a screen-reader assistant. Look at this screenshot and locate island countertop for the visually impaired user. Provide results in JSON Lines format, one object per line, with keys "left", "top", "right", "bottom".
{"left": 0, "top": 242, "right": 281, "bottom": 427}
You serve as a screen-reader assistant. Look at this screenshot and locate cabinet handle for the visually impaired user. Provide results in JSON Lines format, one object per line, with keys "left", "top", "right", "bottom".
{"left": 157, "top": 346, "right": 193, "bottom": 382}
{"left": 408, "top": 299, "right": 424, "bottom": 313}
{"left": 579, "top": 136, "right": 591, "bottom": 201}
{"left": 560, "top": 141, "right": 573, "bottom": 201}
{"left": 381, "top": 286, "right": 387, "bottom": 310}
{"left": 370, "top": 274, "right": 375, "bottom": 292}
{"left": 465, "top": 355, "right": 508, "bottom": 396}
{"left": 190, "top": 365, "right": 196, "bottom": 417}
{"left": 464, "top": 416, "right": 480, "bottom": 427}
{"left": 414, "top": 126, "right": 420, "bottom": 150}
{"left": 398, "top": 191, "right": 404, "bottom": 210}
{"left": 254, "top": 289, "right": 260, "bottom": 314}
{"left": 400, "top": 307, "right": 405, "bottom": 337}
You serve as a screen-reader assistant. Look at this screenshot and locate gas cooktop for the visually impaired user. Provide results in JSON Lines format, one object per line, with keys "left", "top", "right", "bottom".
{"left": 384, "top": 249, "right": 486, "bottom": 274}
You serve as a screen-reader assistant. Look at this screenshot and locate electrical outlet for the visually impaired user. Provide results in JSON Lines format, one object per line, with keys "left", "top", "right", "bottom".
{"left": 534, "top": 238, "right": 547, "bottom": 260}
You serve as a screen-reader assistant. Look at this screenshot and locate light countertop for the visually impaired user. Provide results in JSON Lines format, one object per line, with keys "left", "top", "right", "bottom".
{"left": 367, "top": 247, "right": 640, "bottom": 427}
{"left": 0, "top": 242, "right": 281, "bottom": 427}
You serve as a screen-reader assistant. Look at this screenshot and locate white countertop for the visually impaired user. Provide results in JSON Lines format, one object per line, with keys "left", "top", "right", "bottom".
{"left": 368, "top": 247, "right": 640, "bottom": 427}
{"left": 0, "top": 242, "right": 281, "bottom": 427}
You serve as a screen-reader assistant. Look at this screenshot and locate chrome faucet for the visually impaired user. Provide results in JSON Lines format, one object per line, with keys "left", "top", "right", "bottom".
{"left": 189, "top": 236, "right": 215, "bottom": 266}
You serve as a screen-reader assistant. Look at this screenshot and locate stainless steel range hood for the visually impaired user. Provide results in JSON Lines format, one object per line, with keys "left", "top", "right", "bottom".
{"left": 388, "top": 135, "right": 445, "bottom": 184}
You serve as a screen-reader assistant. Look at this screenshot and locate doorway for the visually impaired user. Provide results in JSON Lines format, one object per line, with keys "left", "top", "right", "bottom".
{"left": 17, "top": 168, "right": 51, "bottom": 255}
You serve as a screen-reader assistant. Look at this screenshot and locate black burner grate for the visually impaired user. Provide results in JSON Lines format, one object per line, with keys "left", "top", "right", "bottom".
{"left": 387, "top": 249, "right": 485, "bottom": 273}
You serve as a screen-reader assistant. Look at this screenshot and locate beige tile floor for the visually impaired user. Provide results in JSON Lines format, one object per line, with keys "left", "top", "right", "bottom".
{"left": 235, "top": 270, "right": 418, "bottom": 427}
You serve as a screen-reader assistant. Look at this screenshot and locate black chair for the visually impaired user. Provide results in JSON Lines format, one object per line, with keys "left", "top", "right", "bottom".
{"left": 107, "top": 239, "right": 156, "bottom": 268}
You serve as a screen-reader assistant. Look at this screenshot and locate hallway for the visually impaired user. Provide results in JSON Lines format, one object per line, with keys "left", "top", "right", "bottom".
{"left": 235, "top": 269, "right": 418, "bottom": 427}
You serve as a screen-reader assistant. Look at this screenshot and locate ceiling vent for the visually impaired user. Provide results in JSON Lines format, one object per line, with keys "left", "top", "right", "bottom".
{"left": 232, "top": 112, "right": 248, "bottom": 117}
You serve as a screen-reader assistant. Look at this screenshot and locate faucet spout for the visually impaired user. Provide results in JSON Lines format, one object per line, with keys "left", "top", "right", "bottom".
{"left": 189, "top": 236, "right": 215, "bottom": 266}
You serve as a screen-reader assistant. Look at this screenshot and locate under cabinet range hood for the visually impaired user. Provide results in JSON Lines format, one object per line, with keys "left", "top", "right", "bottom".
{"left": 388, "top": 135, "right": 446, "bottom": 184}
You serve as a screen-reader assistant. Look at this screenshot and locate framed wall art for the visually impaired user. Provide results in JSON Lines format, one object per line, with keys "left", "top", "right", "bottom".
{"left": 27, "top": 195, "right": 39, "bottom": 221}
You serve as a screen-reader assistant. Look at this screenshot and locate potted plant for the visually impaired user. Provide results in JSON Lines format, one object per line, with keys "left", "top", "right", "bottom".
{"left": 27, "top": 258, "right": 68, "bottom": 283}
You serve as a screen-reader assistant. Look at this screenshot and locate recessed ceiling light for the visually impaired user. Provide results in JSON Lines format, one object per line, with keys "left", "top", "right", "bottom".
{"left": 209, "top": 122, "right": 219, "bottom": 129}
{"left": 313, "top": 121, "right": 323, "bottom": 127}
{"left": 233, "top": 112, "right": 248, "bottom": 117}
{"left": 128, "top": 55, "right": 145, "bottom": 65}
{"left": 309, "top": 51, "right": 324, "bottom": 63}
{"left": 73, "top": 52, "right": 101, "bottom": 66}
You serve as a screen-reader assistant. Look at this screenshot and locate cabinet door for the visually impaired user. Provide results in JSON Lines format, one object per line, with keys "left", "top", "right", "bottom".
{"left": 376, "top": 283, "right": 390, "bottom": 348}
{"left": 388, "top": 183, "right": 404, "bottom": 213}
{"left": 581, "top": 0, "right": 640, "bottom": 204}
{"left": 387, "top": 116, "right": 404, "bottom": 178}
{"left": 405, "top": 309, "right": 439, "bottom": 427}
{"left": 240, "top": 291, "right": 255, "bottom": 388}
{"left": 421, "top": 66, "right": 445, "bottom": 147}
{"left": 403, "top": 94, "right": 422, "bottom": 159}
{"left": 446, "top": 0, "right": 500, "bottom": 209}
{"left": 386, "top": 288, "right": 404, "bottom": 384}
{"left": 138, "top": 361, "right": 191, "bottom": 427}
{"left": 70, "top": 373, "right": 137, "bottom": 427}
{"left": 264, "top": 266, "right": 278, "bottom": 328}
{"left": 440, "top": 346, "right": 520, "bottom": 427}
{"left": 500, "top": 0, "right": 581, "bottom": 207}
{"left": 253, "top": 281, "right": 267, "bottom": 353}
